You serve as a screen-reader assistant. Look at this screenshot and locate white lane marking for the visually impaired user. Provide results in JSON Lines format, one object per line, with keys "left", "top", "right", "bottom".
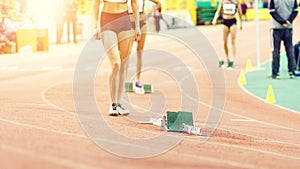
{"left": 230, "top": 118, "right": 257, "bottom": 122}
{"left": 36, "top": 71, "right": 300, "bottom": 163}
{"left": 40, "top": 81, "right": 73, "bottom": 113}
{"left": 1, "top": 116, "right": 300, "bottom": 169}
{"left": 206, "top": 140, "right": 300, "bottom": 161}
{"left": 23, "top": 103, "right": 50, "bottom": 107}
{"left": 0, "top": 66, "right": 75, "bottom": 72}
{"left": 182, "top": 152, "right": 262, "bottom": 169}
{"left": 42, "top": 66, "right": 60, "bottom": 71}
{"left": 0, "top": 144, "right": 99, "bottom": 169}
{"left": 183, "top": 89, "right": 300, "bottom": 132}
{"left": 0, "top": 66, "right": 18, "bottom": 70}
{"left": 239, "top": 78, "right": 300, "bottom": 115}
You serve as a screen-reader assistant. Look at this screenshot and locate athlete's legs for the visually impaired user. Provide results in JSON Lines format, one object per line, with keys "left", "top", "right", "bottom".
{"left": 117, "top": 29, "right": 134, "bottom": 101}
{"left": 229, "top": 24, "right": 237, "bottom": 61}
{"left": 136, "top": 24, "right": 147, "bottom": 82}
{"left": 101, "top": 31, "right": 120, "bottom": 103}
{"left": 223, "top": 25, "right": 230, "bottom": 62}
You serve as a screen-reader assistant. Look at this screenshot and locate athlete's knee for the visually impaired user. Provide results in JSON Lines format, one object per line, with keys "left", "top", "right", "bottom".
{"left": 223, "top": 41, "right": 228, "bottom": 47}
{"left": 111, "top": 63, "right": 120, "bottom": 73}
{"left": 231, "top": 39, "right": 236, "bottom": 45}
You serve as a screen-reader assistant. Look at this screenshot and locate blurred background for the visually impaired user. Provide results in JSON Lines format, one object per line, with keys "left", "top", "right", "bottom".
{"left": 0, "top": 0, "right": 280, "bottom": 54}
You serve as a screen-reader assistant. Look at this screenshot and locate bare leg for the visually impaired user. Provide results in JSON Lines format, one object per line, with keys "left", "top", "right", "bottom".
{"left": 230, "top": 24, "right": 237, "bottom": 61}
{"left": 101, "top": 31, "right": 120, "bottom": 103}
{"left": 67, "top": 21, "right": 71, "bottom": 43}
{"left": 136, "top": 24, "right": 147, "bottom": 82}
{"left": 223, "top": 25, "right": 230, "bottom": 62}
{"left": 117, "top": 29, "right": 134, "bottom": 102}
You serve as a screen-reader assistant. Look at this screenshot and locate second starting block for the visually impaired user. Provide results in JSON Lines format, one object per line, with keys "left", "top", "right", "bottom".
{"left": 125, "top": 82, "right": 153, "bottom": 94}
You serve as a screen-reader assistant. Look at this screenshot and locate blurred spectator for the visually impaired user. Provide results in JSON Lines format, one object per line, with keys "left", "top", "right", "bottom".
{"left": 241, "top": 0, "right": 248, "bottom": 21}
{"left": 0, "top": 12, "right": 17, "bottom": 54}
{"left": 0, "top": 14, "right": 17, "bottom": 43}
{"left": 249, "top": 0, "right": 254, "bottom": 8}
{"left": 64, "top": 0, "right": 78, "bottom": 43}
{"left": 153, "top": 6, "right": 170, "bottom": 32}
{"left": 294, "top": 41, "right": 300, "bottom": 70}
{"left": 54, "top": 0, "right": 65, "bottom": 44}
{"left": 263, "top": 0, "right": 269, "bottom": 8}
{"left": 154, "top": 6, "right": 161, "bottom": 32}
{"left": 17, "top": 0, "right": 26, "bottom": 13}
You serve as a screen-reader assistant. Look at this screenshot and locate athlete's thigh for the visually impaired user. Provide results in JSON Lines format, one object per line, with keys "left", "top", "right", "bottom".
{"left": 223, "top": 25, "right": 230, "bottom": 41}
{"left": 229, "top": 24, "right": 237, "bottom": 40}
{"left": 118, "top": 29, "right": 134, "bottom": 60}
{"left": 101, "top": 31, "right": 120, "bottom": 65}
{"left": 137, "top": 24, "right": 147, "bottom": 50}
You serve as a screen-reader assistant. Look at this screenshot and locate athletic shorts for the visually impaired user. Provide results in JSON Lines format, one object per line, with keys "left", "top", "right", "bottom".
{"left": 101, "top": 11, "right": 132, "bottom": 34}
{"left": 131, "top": 20, "right": 146, "bottom": 29}
{"left": 129, "top": 13, "right": 146, "bottom": 29}
{"left": 222, "top": 18, "right": 237, "bottom": 28}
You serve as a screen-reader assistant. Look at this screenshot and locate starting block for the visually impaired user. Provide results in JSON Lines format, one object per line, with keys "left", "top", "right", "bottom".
{"left": 167, "top": 111, "right": 194, "bottom": 132}
{"left": 124, "top": 82, "right": 153, "bottom": 94}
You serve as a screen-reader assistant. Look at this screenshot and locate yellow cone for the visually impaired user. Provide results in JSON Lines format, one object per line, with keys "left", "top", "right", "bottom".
{"left": 246, "top": 59, "right": 253, "bottom": 72}
{"left": 265, "top": 85, "right": 276, "bottom": 103}
{"left": 238, "top": 70, "right": 247, "bottom": 85}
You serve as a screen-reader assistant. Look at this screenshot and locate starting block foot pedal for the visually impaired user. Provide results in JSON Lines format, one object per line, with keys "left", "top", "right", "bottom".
{"left": 124, "top": 82, "right": 154, "bottom": 94}
{"left": 167, "top": 111, "right": 194, "bottom": 132}
{"left": 125, "top": 82, "right": 134, "bottom": 92}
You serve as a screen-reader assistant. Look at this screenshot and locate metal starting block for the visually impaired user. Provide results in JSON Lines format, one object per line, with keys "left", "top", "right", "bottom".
{"left": 124, "top": 82, "right": 153, "bottom": 94}
{"left": 182, "top": 123, "right": 201, "bottom": 135}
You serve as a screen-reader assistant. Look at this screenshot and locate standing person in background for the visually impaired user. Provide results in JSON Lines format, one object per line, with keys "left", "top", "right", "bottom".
{"left": 241, "top": 0, "right": 248, "bottom": 21}
{"left": 65, "top": 0, "right": 78, "bottom": 43}
{"left": 128, "top": 0, "right": 161, "bottom": 89}
{"left": 93, "top": 0, "right": 141, "bottom": 116}
{"left": 54, "top": 0, "right": 65, "bottom": 44}
{"left": 153, "top": 5, "right": 170, "bottom": 32}
{"left": 212, "top": 0, "right": 243, "bottom": 68}
{"left": 293, "top": 40, "right": 300, "bottom": 70}
{"left": 154, "top": 6, "right": 162, "bottom": 32}
{"left": 268, "top": 0, "right": 298, "bottom": 79}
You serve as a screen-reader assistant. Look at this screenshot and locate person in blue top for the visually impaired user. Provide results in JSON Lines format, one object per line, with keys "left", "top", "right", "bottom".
{"left": 212, "top": 0, "right": 243, "bottom": 69}
{"left": 268, "top": 0, "right": 298, "bottom": 79}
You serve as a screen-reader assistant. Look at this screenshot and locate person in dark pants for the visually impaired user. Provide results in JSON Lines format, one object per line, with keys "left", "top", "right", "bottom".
{"left": 153, "top": 6, "right": 170, "bottom": 32}
{"left": 269, "top": 0, "right": 298, "bottom": 79}
{"left": 65, "top": 0, "right": 78, "bottom": 43}
{"left": 154, "top": 7, "right": 161, "bottom": 32}
{"left": 294, "top": 41, "right": 300, "bottom": 70}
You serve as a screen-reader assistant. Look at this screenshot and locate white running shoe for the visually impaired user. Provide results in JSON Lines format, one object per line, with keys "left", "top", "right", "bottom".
{"left": 221, "top": 62, "right": 228, "bottom": 69}
{"left": 117, "top": 103, "right": 130, "bottom": 116}
{"left": 134, "top": 81, "right": 145, "bottom": 94}
{"left": 108, "top": 103, "right": 118, "bottom": 116}
{"left": 134, "top": 86, "right": 145, "bottom": 94}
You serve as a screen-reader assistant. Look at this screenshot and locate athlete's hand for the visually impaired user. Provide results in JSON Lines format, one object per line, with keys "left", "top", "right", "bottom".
{"left": 135, "top": 33, "right": 141, "bottom": 41}
{"left": 212, "top": 19, "right": 217, "bottom": 25}
{"left": 134, "top": 28, "right": 142, "bottom": 41}
{"left": 94, "top": 27, "right": 101, "bottom": 40}
{"left": 146, "top": 12, "right": 152, "bottom": 20}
